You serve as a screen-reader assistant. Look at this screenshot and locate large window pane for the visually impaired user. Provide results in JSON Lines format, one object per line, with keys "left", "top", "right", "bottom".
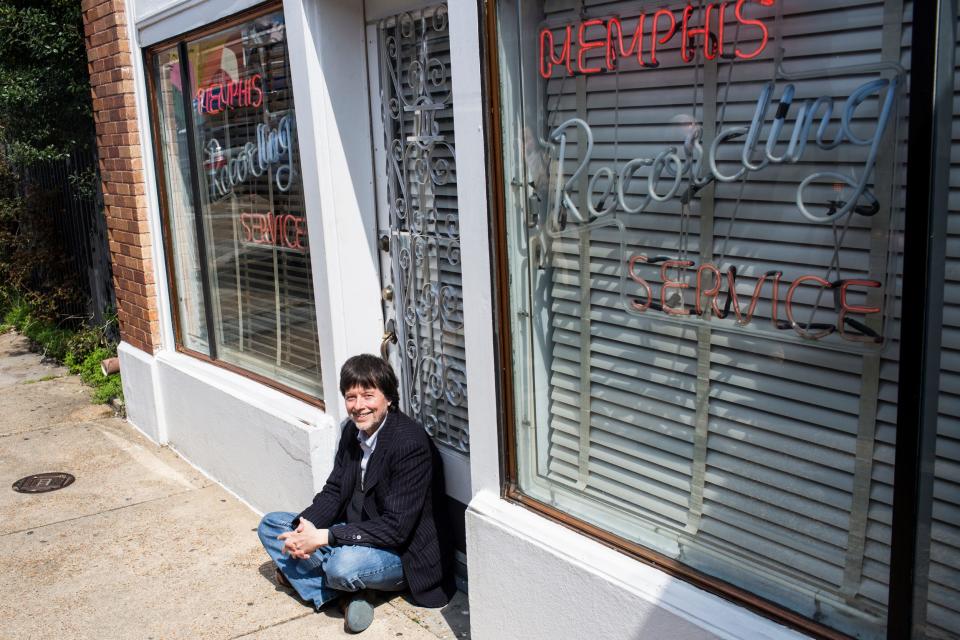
{"left": 151, "top": 9, "right": 322, "bottom": 398}
{"left": 154, "top": 46, "right": 208, "bottom": 354}
{"left": 498, "top": 2, "right": 911, "bottom": 637}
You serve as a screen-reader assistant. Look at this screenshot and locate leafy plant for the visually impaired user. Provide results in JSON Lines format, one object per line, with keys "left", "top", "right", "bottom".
{"left": 0, "top": 2, "right": 117, "bottom": 404}
{"left": 0, "top": 0, "right": 93, "bottom": 164}
{"left": 1, "top": 288, "right": 122, "bottom": 404}
{"left": 0, "top": 0, "right": 96, "bottom": 326}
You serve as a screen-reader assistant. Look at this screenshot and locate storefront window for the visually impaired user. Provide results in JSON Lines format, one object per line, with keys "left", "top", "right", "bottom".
{"left": 150, "top": 7, "right": 322, "bottom": 399}
{"left": 496, "top": 1, "right": 916, "bottom": 637}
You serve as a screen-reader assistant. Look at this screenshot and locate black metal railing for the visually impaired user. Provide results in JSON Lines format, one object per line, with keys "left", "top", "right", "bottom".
{"left": 20, "top": 146, "right": 115, "bottom": 330}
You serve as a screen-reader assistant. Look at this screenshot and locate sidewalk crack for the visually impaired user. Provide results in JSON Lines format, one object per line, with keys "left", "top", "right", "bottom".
{"left": 1, "top": 486, "right": 206, "bottom": 537}
{"left": 226, "top": 612, "right": 314, "bottom": 639}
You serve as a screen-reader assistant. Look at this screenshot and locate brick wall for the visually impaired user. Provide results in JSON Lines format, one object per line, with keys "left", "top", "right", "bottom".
{"left": 82, "top": 0, "right": 160, "bottom": 354}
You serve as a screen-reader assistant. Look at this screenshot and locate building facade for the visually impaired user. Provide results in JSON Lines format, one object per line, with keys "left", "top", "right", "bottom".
{"left": 82, "top": 0, "right": 958, "bottom": 638}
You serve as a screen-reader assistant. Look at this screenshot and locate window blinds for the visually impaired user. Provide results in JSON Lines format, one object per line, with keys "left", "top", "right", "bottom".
{"left": 928, "top": 15, "right": 960, "bottom": 638}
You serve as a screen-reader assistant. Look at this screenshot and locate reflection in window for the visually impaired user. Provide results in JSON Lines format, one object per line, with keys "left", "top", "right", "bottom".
{"left": 154, "top": 47, "right": 208, "bottom": 354}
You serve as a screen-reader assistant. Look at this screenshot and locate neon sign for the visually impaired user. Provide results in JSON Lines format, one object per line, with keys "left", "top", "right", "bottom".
{"left": 240, "top": 211, "right": 306, "bottom": 252}
{"left": 626, "top": 256, "right": 882, "bottom": 344}
{"left": 534, "top": 76, "right": 900, "bottom": 346}
{"left": 195, "top": 74, "right": 264, "bottom": 115}
{"left": 204, "top": 114, "right": 295, "bottom": 199}
{"left": 546, "top": 76, "right": 898, "bottom": 227}
{"left": 538, "top": 0, "right": 772, "bottom": 78}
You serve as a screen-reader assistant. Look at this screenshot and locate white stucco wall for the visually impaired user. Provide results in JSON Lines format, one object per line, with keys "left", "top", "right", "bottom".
{"left": 156, "top": 352, "right": 337, "bottom": 514}
{"left": 135, "top": 0, "right": 264, "bottom": 47}
{"left": 118, "top": 341, "right": 163, "bottom": 443}
{"left": 466, "top": 493, "right": 812, "bottom": 640}
{"left": 116, "top": 342, "right": 333, "bottom": 515}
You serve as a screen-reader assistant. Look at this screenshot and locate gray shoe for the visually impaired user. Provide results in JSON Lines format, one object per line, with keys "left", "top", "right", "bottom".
{"left": 344, "top": 594, "right": 375, "bottom": 633}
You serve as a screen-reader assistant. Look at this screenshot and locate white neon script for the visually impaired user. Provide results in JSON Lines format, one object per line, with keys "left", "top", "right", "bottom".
{"left": 204, "top": 114, "right": 295, "bottom": 199}
{"left": 547, "top": 76, "right": 899, "bottom": 225}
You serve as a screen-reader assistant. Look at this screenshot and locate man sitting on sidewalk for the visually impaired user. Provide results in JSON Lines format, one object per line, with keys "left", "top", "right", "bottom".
{"left": 257, "top": 354, "right": 455, "bottom": 633}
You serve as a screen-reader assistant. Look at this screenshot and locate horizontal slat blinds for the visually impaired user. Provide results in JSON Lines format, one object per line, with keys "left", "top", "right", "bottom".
{"left": 165, "top": 11, "right": 322, "bottom": 396}
{"left": 507, "top": 1, "right": 911, "bottom": 637}
{"left": 378, "top": 6, "right": 469, "bottom": 453}
{"left": 928, "top": 21, "right": 960, "bottom": 639}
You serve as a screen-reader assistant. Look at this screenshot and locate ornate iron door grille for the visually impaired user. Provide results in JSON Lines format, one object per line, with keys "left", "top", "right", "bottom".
{"left": 377, "top": 5, "right": 468, "bottom": 454}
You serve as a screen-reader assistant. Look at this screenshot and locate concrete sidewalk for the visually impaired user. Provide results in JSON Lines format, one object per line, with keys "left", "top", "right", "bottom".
{"left": 0, "top": 331, "right": 470, "bottom": 640}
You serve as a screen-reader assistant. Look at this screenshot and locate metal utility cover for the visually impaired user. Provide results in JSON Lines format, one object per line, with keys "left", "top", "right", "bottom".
{"left": 12, "top": 473, "right": 75, "bottom": 493}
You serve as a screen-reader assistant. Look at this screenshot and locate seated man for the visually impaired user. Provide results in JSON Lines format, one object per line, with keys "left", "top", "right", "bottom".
{"left": 258, "top": 354, "right": 455, "bottom": 633}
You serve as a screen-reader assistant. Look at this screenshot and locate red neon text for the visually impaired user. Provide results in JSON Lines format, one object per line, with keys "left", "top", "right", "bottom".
{"left": 539, "top": 0, "right": 771, "bottom": 78}
{"left": 240, "top": 212, "right": 306, "bottom": 251}
{"left": 196, "top": 74, "right": 264, "bottom": 115}
{"left": 627, "top": 255, "right": 883, "bottom": 344}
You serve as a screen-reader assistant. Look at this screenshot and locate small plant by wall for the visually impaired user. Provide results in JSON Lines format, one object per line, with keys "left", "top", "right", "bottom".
{"left": 0, "top": 289, "right": 122, "bottom": 405}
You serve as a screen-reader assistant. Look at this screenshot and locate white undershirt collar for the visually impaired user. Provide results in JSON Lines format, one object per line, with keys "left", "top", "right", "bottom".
{"left": 357, "top": 413, "right": 388, "bottom": 484}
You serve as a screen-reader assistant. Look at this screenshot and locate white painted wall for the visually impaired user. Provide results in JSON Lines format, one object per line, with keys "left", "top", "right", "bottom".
{"left": 156, "top": 351, "right": 337, "bottom": 513}
{"left": 119, "top": 339, "right": 337, "bottom": 516}
{"left": 466, "top": 493, "right": 813, "bottom": 640}
{"left": 118, "top": 342, "right": 163, "bottom": 442}
{"left": 136, "top": 0, "right": 264, "bottom": 46}
{"left": 447, "top": 0, "right": 499, "bottom": 501}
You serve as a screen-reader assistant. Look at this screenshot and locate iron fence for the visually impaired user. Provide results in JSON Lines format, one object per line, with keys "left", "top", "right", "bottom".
{"left": 21, "top": 147, "right": 115, "bottom": 329}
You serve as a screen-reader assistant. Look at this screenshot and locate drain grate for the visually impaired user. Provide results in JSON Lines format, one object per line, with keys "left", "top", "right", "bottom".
{"left": 12, "top": 472, "right": 75, "bottom": 493}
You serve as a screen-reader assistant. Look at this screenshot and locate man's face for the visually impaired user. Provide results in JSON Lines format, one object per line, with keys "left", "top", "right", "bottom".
{"left": 344, "top": 385, "right": 390, "bottom": 435}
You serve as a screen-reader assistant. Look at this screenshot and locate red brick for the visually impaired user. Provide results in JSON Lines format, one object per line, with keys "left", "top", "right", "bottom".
{"left": 84, "top": 0, "right": 159, "bottom": 353}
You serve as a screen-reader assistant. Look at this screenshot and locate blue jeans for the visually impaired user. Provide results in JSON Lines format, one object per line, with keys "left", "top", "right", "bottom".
{"left": 257, "top": 511, "right": 406, "bottom": 610}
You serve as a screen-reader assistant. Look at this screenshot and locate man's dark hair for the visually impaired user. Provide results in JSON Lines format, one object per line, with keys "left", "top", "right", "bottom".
{"left": 339, "top": 354, "right": 400, "bottom": 410}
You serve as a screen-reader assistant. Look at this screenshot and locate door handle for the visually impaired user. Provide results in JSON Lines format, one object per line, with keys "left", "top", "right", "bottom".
{"left": 380, "top": 330, "right": 397, "bottom": 361}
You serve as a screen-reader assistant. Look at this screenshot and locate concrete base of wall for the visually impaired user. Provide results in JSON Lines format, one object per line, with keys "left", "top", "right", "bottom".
{"left": 118, "top": 348, "right": 338, "bottom": 515}
{"left": 465, "top": 492, "right": 810, "bottom": 640}
{"left": 155, "top": 352, "right": 337, "bottom": 514}
{"left": 118, "top": 341, "right": 162, "bottom": 443}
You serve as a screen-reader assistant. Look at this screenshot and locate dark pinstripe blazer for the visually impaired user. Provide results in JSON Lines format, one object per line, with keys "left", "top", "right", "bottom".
{"left": 296, "top": 410, "right": 455, "bottom": 607}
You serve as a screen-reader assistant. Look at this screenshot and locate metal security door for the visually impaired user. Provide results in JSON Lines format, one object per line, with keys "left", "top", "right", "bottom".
{"left": 367, "top": 4, "right": 470, "bottom": 491}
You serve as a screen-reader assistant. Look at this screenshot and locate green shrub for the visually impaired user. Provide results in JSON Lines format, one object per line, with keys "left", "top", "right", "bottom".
{"left": 76, "top": 346, "right": 111, "bottom": 384}
{"left": 92, "top": 375, "right": 123, "bottom": 405}
{"left": 0, "top": 287, "right": 122, "bottom": 404}
{"left": 27, "top": 323, "right": 72, "bottom": 361}
{"left": 74, "top": 346, "right": 123, "bottom": 405}
{"left": 3, "top": 296, "right": 29, "bottom": 329}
